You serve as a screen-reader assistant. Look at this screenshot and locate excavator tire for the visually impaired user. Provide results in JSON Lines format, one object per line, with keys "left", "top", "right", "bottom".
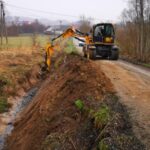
{"left": 84, "top": 53, "right": 87, "bottom": 58}
{"left": 82, "top": 46, "right": 87, "bottom": 58}
{"left": 110, "top": 49, "right": 119, "bottom": 60}
{"left": 89, "top": 49, "right": 96, "bottom": 60}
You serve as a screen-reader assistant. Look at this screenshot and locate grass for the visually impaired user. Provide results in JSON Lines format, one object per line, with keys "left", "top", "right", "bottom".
{"left": 0, "top": 34, "right": 50, "bottom": 49}
{"left": 0, "top": 34, "right": 49, "bottom": 113}
{"left": 64, "top": 39, "right": 78, "bottom": 54}
{"left": 98, "top": 139, "right": 109, "bottom": 150}
{"left": 0, "top": 75, "right": 12, "bottom": 92}
{"left": 94, "top": 106, "right": 110, "bottom": 128}
{"left": 141, "top": 63, "right": 150, "bottom": 68}
{"left": 75, "top": 99, "right": 84, "bottom": 111}
{"left": 0, "top": 97, "right": 10, "bottom": 113}
{"left": 92, "top": 105, "right": 110, "bottom": 129}
{"left": 54, "top": 56, "right": 64, "bottom": 69}
{"left": 74, "top": 98, "right": 110, "bottom": 129}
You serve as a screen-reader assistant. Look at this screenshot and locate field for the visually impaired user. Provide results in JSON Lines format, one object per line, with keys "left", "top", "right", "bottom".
{"left": 0, "top": 34, "right": 50, "bottom": 49}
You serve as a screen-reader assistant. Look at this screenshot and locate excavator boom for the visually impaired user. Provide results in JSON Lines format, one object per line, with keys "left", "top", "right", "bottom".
{"left": 44, "top": 26, "right": 87, "bottom": 71}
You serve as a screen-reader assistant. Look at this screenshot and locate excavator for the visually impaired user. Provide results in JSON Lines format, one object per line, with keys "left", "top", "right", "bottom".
{"left": 44, "top": 23, "right": 119, "bottom": 70}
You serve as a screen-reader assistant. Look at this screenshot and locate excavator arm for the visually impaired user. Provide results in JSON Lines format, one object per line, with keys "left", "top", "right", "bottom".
{"left": 44, "top": 27, "right": 89, "bottom": 71}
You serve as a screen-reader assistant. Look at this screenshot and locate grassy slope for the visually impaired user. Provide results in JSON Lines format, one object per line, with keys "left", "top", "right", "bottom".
{"left": 0, "top": 37, "right": 76, "bottom": 113}
{"left": 0, "top": 34, "right": 49, "bottom": 113}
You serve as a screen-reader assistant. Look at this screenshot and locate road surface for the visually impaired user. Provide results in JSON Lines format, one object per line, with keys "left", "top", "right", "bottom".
{"left": 95, "top": 60, "right": 150, "bottom": 149}
{"left": 73, "top": 38, "right": 150, "bottom": 149}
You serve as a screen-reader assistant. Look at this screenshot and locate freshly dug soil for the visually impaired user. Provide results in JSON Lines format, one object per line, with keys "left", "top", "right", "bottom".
{"left": 4, "top": 53, "right": 144, "bottom": 150}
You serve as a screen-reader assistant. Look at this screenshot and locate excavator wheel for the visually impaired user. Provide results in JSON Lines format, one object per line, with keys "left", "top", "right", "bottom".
{"left": 110, "top": 49, "right": 119, "bottom": 60}
{"left": 84, "top": 53, "right": 87, "bottom": 58}
{"left": 82, "top": 46, "right": 87, "bottom": 58}
{"left": 89, "top": 49, "right": 96, "bottom": 60}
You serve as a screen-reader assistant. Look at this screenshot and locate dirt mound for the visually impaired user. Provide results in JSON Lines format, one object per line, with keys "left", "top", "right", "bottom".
{"left": 4, "top": 53, "right": 144, "bottom": 150}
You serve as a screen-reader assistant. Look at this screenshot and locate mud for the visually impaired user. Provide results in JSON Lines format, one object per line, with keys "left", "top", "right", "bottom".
{"left": 0, "top": 88, "right": 38, "bottom": 150}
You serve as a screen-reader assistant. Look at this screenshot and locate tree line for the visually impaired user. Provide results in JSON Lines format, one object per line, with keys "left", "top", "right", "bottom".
{"left": 117, "top": 0, "right": 150, "bottom": 63}
{"left": 7, "top": 19, "right": 46, "bottom": 36}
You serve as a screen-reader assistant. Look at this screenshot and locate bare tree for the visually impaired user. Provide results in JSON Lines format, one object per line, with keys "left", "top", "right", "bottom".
{"left": 79, "top": 16, "right": 92, "bottom": 33}
{"left": 117, "top": 0, "right": 150, "bottom": 63}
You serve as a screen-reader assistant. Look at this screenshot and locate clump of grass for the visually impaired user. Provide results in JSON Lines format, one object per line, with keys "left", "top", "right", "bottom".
{"left": 98, "top": 139, "right": 109, "bottom": 150}
{"left": 11, "top": 65, "right": 30, "bottom": 76}
{"left": 64, "top": 39, "right": 77, "bottom": 54}
{"left": 0, "top": 75, "right": 11, "bottom": 113}
{"left": 0, "top": 76, "right": 7, "bottom": 92}
{"left": 0, "top": 97, "right": 10, "bottom": 113}
{"left": 86, "top": 105, "right": 111, "bottom": 129}
{"left": 54, "top": 56, "right": 64, "bottom": 69}
{"left": 74, "top": 99, "right": 110, "bottom": 129}
{"left": 141, "top": 63, "right": 150, "bottom": 68}
{"left": 0, "top": 75, "right": 12, "bottom": 93}
{"left": 0, "top": 75, "right": 10, "bottom": 84}
{"left": 93, "top": 105, "right": 110, "bottom": 129}
{"left": 75, "top": 99, "right": 84, "bottom": 111}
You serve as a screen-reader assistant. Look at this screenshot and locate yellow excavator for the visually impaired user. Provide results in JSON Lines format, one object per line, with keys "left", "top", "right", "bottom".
{"left": 44, "top": 23, "right": 119, "bottom": 70}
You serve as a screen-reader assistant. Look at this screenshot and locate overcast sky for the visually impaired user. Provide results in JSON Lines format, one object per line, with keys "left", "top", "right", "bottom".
{"left": 4, "top": 0, "right": 128, "bottom": 23}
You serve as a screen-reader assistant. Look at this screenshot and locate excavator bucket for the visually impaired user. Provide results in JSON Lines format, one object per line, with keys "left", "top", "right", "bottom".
{"left": 44, "top": 42, "right": 55, "bottom": 71}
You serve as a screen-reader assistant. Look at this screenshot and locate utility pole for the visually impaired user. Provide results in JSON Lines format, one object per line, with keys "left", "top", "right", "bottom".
{"left": 0, "top": 0, "right": 8, "bottom": 45}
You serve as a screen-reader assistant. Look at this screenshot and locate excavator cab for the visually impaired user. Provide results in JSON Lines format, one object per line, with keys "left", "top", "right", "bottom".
{"left": 93, "top": 23, "right": 115, "bottom": 43}
{"left": 84, "top": 23, "right": 119, "bottom": 60}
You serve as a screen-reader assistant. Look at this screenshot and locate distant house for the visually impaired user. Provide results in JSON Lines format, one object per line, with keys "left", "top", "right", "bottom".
{"left": 44, "top": 26, "right": 54, "bottom": 35}
{"left": 44, "top": 25, "right": 69, "bottom": 35}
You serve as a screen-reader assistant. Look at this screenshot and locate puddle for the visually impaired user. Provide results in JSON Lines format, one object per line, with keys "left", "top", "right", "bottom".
{"left": 0, "top": 87, "right": 38, "bottom": 150}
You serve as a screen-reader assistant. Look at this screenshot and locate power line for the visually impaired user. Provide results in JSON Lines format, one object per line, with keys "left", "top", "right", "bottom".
{"left": 5, "top": 2, "right": 100, "bottom": 21}
{"left": 6, "top": 7, "right": 50, "bottom": 19}
{"left": 5, "top": 2, "right": 79, "bottom": 18}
